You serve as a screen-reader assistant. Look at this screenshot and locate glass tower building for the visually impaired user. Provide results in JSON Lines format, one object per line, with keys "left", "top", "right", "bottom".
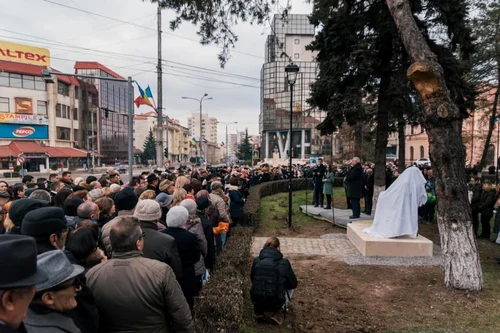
{"left": 260, "top": 14, "right": 331, "bottom": 161}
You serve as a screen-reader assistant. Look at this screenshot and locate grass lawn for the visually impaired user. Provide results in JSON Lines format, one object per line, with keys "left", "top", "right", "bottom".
{"left": 243, "top": 190, "right": 500, "bottom": 333}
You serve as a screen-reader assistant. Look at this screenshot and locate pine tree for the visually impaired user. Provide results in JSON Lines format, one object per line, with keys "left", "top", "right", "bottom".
{"left": 236, "top": 129, "right": 252, "bottom": 162}
{"left": 142, "top": 128, "right": 157, "bottom": 162}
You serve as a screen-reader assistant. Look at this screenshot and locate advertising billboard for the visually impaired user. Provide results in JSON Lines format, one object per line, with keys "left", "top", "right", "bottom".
{"left": 0, "top": 123, "right": 48, "bottom": 140}
{"left": 0, "top": 40, "right": 50, "bottom": 66}
{"left": 0, "top": 113, "right": 49, "bottom": 125}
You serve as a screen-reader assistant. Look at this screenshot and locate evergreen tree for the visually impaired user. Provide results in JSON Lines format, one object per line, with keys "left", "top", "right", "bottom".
{"left": 142, "top": 128, "right": 157, "bottom": 162}
{"left": 236, "top": 129, "right": 252, "bottom": 162}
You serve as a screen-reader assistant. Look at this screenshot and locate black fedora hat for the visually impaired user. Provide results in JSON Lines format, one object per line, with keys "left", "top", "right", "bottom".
{"left": 0, "top": 234, "right": 48, "bottom": 288}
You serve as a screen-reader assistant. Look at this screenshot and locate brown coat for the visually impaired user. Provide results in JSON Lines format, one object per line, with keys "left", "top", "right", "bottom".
{"left": 86, "top": 251, "right": 193, "bottom": 333}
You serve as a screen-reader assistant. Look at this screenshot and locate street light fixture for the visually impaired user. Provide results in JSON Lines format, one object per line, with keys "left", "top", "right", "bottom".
{"left": 285, "top": 63, "right": 300, "bottom": 229}
{"left": 182, "top": 94, "right": 213, "bottom": 165}
{"left": 218, "top": 121, "right": 238, "bottom": 166}
{"left": 41, "top": 69, "right": 135, "bottom": 179}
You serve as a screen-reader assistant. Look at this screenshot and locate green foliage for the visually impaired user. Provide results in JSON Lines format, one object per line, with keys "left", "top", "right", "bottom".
{"left": 236, "top": 128, "right": 252, "bottom": 162}
{"left": 142, "top": 128, "right": 156, "bottom": 162}
{"left": 150, "top": 0, "right": 277, "bottom": 67}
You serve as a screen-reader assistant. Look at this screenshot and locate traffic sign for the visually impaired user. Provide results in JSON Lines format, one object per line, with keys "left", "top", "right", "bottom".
{"left": 17, "top": 156, "right": 25, "bottom": 164}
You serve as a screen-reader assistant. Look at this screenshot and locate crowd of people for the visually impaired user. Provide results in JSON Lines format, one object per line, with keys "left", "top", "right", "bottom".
{"left": 0, "top": 165, "right": 262, "bottom": 332}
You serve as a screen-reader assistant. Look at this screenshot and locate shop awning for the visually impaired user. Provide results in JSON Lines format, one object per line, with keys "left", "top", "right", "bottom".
{"left": 0, "top": 141, "right": 99, "bottom": 158}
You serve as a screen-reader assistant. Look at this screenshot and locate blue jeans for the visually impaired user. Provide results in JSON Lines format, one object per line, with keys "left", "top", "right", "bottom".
{"left": 351, "top": 198, "right": 360, "bottom": 217}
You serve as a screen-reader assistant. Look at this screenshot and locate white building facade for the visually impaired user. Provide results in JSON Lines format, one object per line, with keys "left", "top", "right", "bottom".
{"left": 187, "top": 113, "right": 218, "bottom": 144}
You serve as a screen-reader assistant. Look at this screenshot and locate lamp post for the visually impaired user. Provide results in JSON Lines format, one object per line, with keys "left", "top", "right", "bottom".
{"left": 182, "top": 94, "right": 212, "bottom": 165}
{"left": 285, "top": 63, "right": 299, "bottom": 229}
{"left": 218, "top": 121, "right": 238, "bottom": 166}
{"left": 41, "top": 69, "right": 135, "bottom": 179}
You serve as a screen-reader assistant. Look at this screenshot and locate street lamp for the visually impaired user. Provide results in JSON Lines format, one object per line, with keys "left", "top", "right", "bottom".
{"left": 41, "top": 69, "right": 135, "bottom": 179}
{"left": 218, "top": 121, "right": 238, "bottom": 166}
{"left": 182, "top": 94, "right": 213, "bottom": 165}
{"left": 285, "top": 63, "right": 299, "bottom": 229}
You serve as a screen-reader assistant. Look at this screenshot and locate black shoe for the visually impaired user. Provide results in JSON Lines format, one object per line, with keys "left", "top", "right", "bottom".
{"left": 365, "top": 212, "right": 371, "bottom": 216}
{"left": 349, "top": 215, "right": 360, "bottom": 219}
{"left": 325, "top": 207, "right": 331, "bottom": 210}
{"left": 313, "top": 205, "right": 319, "bottom": 207}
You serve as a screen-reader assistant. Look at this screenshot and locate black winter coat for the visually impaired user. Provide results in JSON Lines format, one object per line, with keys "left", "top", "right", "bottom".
{"left": 346, "top": 163, "right": 363, "bottom": 199}
{"left": 140, "top": 221, "right": 183, "bottom": 281}
{"left": 251, "top": 247, "right": 297, "bottom": 294}
{"left": 197, "top": 210, "right": 216, "bottom": 270}
{"left": 363, "top": 173, "right": 374, "bottom": 196}
{"left": 313, "top": 164, "right": 326, "bottom": 189}
{"left": 479, "top": 189, "right": 496, "bottom": 215}
{"left": 469, "top": 183, "right": 483, "bottom": 211}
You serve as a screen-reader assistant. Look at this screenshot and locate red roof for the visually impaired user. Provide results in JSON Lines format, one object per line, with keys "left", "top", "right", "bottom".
{"left": 51, "top": 68, "right": 80, "bottom": 87}
{"left": 74, "top": 61, "right": 125, "bottom": 79}
{"left": 0, "top": 141, "right": 90, "bottom": 158}
{"left": 0, "top": 60, "right": 47, "bottom": 76}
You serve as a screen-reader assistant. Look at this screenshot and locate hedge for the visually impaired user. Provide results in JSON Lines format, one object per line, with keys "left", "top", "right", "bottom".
{"left": 193, "top": 227, "right": 253, "bottom": 333}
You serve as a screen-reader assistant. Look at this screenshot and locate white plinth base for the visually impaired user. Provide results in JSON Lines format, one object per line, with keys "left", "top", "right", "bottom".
{"left": 347, "top": 221, "right": 433, "bottom": 257}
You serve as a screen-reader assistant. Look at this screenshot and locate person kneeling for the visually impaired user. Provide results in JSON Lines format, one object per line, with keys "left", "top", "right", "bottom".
{"left": 250, "top": 237, "right": 297, "bottom": 325}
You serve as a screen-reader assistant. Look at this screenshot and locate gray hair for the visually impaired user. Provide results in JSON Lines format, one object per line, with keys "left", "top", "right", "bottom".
{"left": 211, "top": 181, "right": 223, "bottom": 191}
{"left": 110, "top": 216, "right": 142, "bottom": 253}
{"left": 109, "top": 184, "right": 121, "bottom": 193}
{"left": 29, "top": 190, "right": 51, "bottom": 203}
{"left": 77, "top": 202, "right": 99, "bottom": 219}
{"left": 353, "top": 157, "right": 360, "bottom": 163}
{"left": 88, "top": 189, "right": 103, "bottom": 201}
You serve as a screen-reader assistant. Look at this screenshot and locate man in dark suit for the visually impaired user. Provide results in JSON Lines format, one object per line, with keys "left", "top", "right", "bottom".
{"left": 363, "top": 169, "right": 374, "bottom": 215}
{"left": 313, "top": 158, "right": 326, "bottom": 207}
{"left": 346, "top": 157, "right": 363, "bottom": 218}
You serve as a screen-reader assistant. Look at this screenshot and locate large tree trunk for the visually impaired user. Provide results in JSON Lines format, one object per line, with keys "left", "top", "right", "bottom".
{"left": 398, "top": 120, "right": 406, "bottom": 173}
{"left": 386, "top": 0, "right": 483, "bottom": 290}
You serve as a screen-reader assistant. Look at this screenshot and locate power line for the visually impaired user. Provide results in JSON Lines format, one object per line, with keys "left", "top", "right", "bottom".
{"left": 41, "top": 0, "right": 264, "bottom": 60}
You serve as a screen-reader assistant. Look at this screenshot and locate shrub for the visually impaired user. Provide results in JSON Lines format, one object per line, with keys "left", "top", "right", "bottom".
{"left": 194, "top": 227, "right": 253, "bottom": 333}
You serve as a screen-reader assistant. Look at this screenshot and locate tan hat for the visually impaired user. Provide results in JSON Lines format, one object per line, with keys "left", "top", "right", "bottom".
{"left": 159, "top": 179, "right": 173, "bottom": 192}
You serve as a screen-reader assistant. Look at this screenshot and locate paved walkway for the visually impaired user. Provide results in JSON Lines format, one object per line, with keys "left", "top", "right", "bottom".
{"left": 252, "top": 235, "right": 360, "bottom": 257}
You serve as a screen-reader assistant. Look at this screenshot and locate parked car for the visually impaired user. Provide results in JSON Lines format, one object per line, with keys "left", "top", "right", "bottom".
{"left": 114, "top": 165, "right": 127, "bottom": 174}
{"left": 415, "top": 158, "right": 431, "bottom": 166}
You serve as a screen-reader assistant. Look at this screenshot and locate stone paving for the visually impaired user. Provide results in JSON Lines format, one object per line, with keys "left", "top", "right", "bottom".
{"left": 251, "top": 235, "right": 360, "bottom": 257}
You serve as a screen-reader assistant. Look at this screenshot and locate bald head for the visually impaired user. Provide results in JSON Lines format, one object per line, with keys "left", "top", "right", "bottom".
{"left": 77, "top": 202, "right": 100, "bottom": 220}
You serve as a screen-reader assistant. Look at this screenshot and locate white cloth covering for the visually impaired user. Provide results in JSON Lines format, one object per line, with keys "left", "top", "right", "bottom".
{"left": 363, "top": 167, "right": 428, "bottom": 238}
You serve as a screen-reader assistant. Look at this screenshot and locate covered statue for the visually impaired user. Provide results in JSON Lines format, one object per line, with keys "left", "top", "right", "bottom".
{"left": 363, "top": 167, "right": 428, "bottom": 238}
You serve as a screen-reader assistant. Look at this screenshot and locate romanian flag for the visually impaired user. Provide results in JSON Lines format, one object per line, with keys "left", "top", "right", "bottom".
{"left": 134, "top": 83, "right": 154, "bottom": 109}
{"left": 189, "top": 137, "right": 197, "bottom": 147}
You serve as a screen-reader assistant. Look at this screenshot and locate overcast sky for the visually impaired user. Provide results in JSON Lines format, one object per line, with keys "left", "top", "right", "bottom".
{"left": 0, "top": 0, "right": 313, "bottom": 143}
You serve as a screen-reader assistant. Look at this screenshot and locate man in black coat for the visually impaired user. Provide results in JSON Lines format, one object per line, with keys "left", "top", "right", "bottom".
{"left": 468, "top": 176, "right": 482, "bottom": 236}
{"left": 345, "top": 157, "right": 363, "bottom": 218}
{"left": 363, "top": 168, "right": 374, "bottom": 215}
{"left": 312, "top": 158, "right": 326, "bottom": 207}
{"left": 133, "top": 199, "right": 183, "bottom": 281}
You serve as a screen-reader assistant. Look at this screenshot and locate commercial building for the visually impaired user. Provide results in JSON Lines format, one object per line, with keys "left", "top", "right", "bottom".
{"left": 259, "top": 14, "right": 330, "bottom": 162}
{"left": 0, "top": 41, "right": 90, "bottom": 171}
{"left": 188, "top": 113, "right": 218, "bottom": 144}
{"left": 74, "top": 61, "right": 129, "bottom": 164}
{"left": 133, "top": 112, "right": 190, "bottom": 165}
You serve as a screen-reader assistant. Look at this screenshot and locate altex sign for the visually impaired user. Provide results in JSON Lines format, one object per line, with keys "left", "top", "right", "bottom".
{"left": 0, "top": 40, "right": 50, "bottom": 66}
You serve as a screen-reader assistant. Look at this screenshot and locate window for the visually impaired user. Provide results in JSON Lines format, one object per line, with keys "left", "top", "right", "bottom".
{"left": 56, "top": 104, "right": 61, "bottom": 117}
{"left": 56, "top": 127, "right": 71, "bottom": 140}
{"left": 0, "top": 73, "right": 8, "bottom": 86}
{"left": 22, "top": 75, "right": 35, "bottom": 89}
{"left": 294, "top": 53, "right": 300, "bottom": 59}
{"left": 35, "top": 77, "right": 46, "bottom": 91}
{"left": 294, "top": 39, "right": 300, "bottom": 44}
{"left": 410, "top": 146, "right": 414, "bottom": 161}
{"left": 73, "top": 108, "right": 78, "bottom": 120}
{"left": 37, "top": 101, "right": 47, "bottom": 115}
{"left": 73, "top": 129, "right": 79, "bottom": 142}
{"left": 57, "top": 82, "right": 69, "bottom": 96}
{"left": 420, "top": 146, "right": 425, "bottom": 159}
{"left": 10, "top": 74, "right": 22, "bottom": 88}
{"left": 0, "top": 97, "right": 9, "bottom": 112}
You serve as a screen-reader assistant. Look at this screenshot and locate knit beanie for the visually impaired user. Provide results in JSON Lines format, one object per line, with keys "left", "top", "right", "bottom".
{"left": 166, "top": 206, "right": 189, "bottom": 228}
{"left": 180, "top": 199, "right": 197, "bottom": 215}
{"left": 133, "top": 199, "right": 161, "bottom": 221}
{"left": 21, "top": 207, "right": 67, "bottom": 236}
{"left": 9, "top": 199, "right": 49, "bottom": 227}
{"left": 114, "top": 187, "right": 138, "bottom": 211}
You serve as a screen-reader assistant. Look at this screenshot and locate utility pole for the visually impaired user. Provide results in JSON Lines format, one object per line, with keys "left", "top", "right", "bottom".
{"left": 156, "top": 3, "right": 164, "bottom": 168}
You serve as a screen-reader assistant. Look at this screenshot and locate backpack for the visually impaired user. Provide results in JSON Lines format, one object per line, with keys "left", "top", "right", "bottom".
{"left": 250, "top": 258, "right": 286, "bottom": 313}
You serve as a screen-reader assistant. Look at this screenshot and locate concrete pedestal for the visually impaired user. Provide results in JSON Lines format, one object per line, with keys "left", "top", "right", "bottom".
{"left": 347, "top": 221, "right": 433, "bottom": 257}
